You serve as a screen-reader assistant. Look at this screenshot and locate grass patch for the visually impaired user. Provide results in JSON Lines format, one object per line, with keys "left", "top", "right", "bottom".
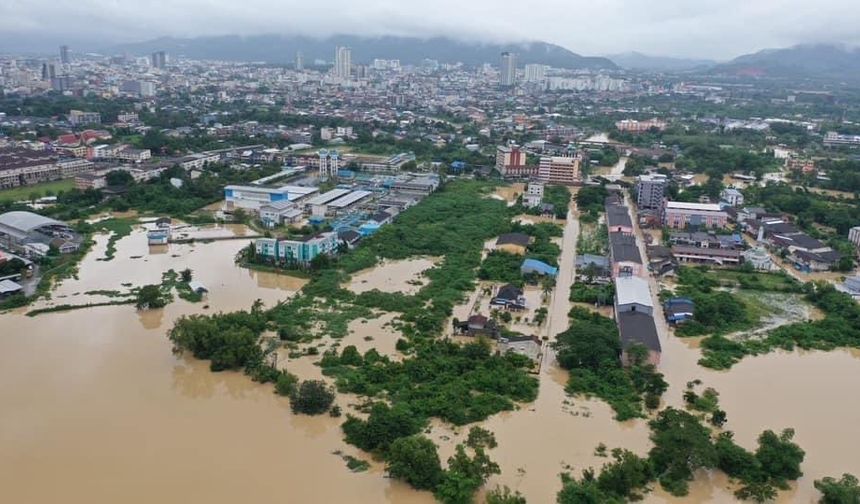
{"left": 0, "top": 179, "right": 75, "bottom": 203}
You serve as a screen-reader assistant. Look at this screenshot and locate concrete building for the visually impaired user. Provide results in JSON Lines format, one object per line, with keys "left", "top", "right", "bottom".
{"left": 849, "top": 226, "right": 860, "bottom": 248}
{"left": 523, "top": 64, "right": 547, "bottom": 83}
{"left": 538, "top": 155, "right": 580, "bottom": 185}
{"left": 606, "top": 204, "right": 633, "bottom": 235}
{"left": 295, "top": 51, "right": 304, "bottom": 71}
{"left": 255, "top": 232, "right": 339, "bottom": 265}
{"left": 495, "top": 145, "right": 537, "bottom": 178}
{"left": 60, "top": 45, "right": 70, "bottom": 64}
{"left": 68, "top": 110, "right": 101, "bottom": 126}
{"left": 57, "top": 158, "right": 94, "bottom": 178}
{"left": 524, "top": 181, "right": 544, "bottom": 207}
{"left": 0, "top": 148, "right": 59, "bottom": 189}
{"left": 334, "top": 46, "right": 352, "bottom": 80}
{"left": 178, "top": 153, "right": 220, "bottom": 171}
{"left": 615, "top": 118, "right": 667, "bottom": 133}
{"left": 663, "top": 201, "right": 728, "bottom": 229}
{"left": 0, "top": 211, "right": 79, "bottom": 257}
{"left": 318, "top": 149, "right": 339, "bottom": 180}
{"left": 720, "top": 187, "right": 745, "bottom": 207}
{"left": 151, "top": 51, "right": 167, "bottom": 69}
{"left": 500, "top": 52, "right": 517, "bottom": 87}
{"left": 609, "top": 232, "right": 643, "bottom": 278}
{"left": 635, "top": 174, "right": 667, "bottom": 210}
{"left": 615, "top": 276, "right": 653, "bottom": 316}
{"left": 617, "top": 311, "right": 661, "bottom": 366}
{"left": 259, "top": 201, "right": 303, "bottom": 227}
{"left": 224, "top": 184, "right": 318, "bottom": 211}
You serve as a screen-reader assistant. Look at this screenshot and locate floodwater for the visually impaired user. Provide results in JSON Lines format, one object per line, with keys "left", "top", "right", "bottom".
{"left": 4, "top": 205, "right": 860, "bottom": 503}
{"left": 0, "top": 227, "right": 430, "bottom": 504}
{"left": 346, "top": 257, "right": 439, "bottom": 295}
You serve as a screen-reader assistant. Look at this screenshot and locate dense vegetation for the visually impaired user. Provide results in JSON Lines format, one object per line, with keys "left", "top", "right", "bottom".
{"left": 555, "top": 307, "right": 666, "bottom": 420}
{"left": 698, "top": 281, "right": 860, "bottom": 369}
{"left": 574, "top": 186, "right": 608, "bottom": 222}
{"left": 557, "top": 406, "right": 805, "bottom": 502}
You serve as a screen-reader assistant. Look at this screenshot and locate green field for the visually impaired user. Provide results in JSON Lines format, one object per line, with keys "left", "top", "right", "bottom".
{"left": 0, "top": 179, "right": 76, "bottom": 203}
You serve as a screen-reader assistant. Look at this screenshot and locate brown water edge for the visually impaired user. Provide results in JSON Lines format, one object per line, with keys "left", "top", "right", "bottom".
{"left": 0, "top": 227, "right": 430, "bottom": 504}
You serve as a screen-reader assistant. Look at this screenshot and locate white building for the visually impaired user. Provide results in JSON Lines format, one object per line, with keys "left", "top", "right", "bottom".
{"left": 720, "top": 187, "right": 745, "bottom": 207}
{"left": 500, "top": 52, "right": 517, "bottom": 87}
{"left": 524, "top": 181, "right": 544, "bottom": 207}
{"left": 849, "top": 226, "right": 860, "bottom": 248}
{"left": 334, "top": 46, "right": 352, "bottom": 80}
{"left": 523, "top": 64, "right": 547, "bottom": 83}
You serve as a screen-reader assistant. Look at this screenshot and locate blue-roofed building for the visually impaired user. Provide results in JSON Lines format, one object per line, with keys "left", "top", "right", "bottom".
{"left": 450, "top": 161, "right": 466, "bottom": 173}
{"left": 521, "top": 258, "right": 558, "bottom": 277}
{"left": 359, "top": 221, "right": 381, "bottom": 236}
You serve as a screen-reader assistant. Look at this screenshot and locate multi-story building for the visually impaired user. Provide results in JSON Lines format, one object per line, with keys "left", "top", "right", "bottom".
{"left": 495, "top": 145, "right": 536, "bottom": 178}
{"left": 0, "top": 148, "right": 60, "bottom": 189}
{"left": 615, "top": 118, "right": 667, "bottom": 133}
{"left": 60, "top": 45, "right": 70, "bottom": 64}
{"left": 295, "top": 51, "right": 304, "bottom": 71}
{"left": 68, "top": 110, "right": 101, "bottom": 127}
{"left": 720, "top": 187, "right": 745, "bottom": 207}
{"left": 524, "top": 181, "right": 544, "bottom": 207}
{"left": 848, "top": 226, "right": 860, "bottom": 249}
{"left": 150, "top": 51, "right": 167, "bottom": 69}
{"left": 663, "top": 201, "right": 729, "bottom": 229}
{"left": 523, "top": 64, "right": 547, "bottom": 83}
{"left": 318, "top": 149, "right": 339, "bottom": 180}
{"left": 500, "top": 52, "right": 517, "bottom": 87}
{"left": 254, "top": 232, "right": 339, "bottom": 265}
{"left": 334, "top": 46, "right": 351, "bottom": 80}
{"left": 538, "top": 155, "right": 580, "bottom": 185}
{"left": 57, "top": 158, "right": 94, "bottom": 178}
{"left": 635, "top": 174, "right": 667, "bottom": 210}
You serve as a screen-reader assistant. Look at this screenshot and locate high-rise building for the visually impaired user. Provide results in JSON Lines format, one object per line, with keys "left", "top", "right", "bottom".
{"left": 295, "top": 51, "right": 304, "bottom": 71}
{"left": 41, "top": 62, "right": 57, "bottom": 80}
{"left": 500, "top": 52, "right": 517, "bottom": 87}
{"left": 524, "top": 63, "right": 547, "bottom": 83}
{"left": 150, "top": 51, "right": 167, "bottom": 69}
{"left": 60, "top": 45, "right": 70, "bottom": 64}
{"left": 334, "top": 46, "right": 351, "bottom": 80}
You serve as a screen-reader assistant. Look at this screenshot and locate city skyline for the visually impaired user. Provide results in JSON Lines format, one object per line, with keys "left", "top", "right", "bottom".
{"left": 1, "top": 0, "right": 859, "bottom": 60}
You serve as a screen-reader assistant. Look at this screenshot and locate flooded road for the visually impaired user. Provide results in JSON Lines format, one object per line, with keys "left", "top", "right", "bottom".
{"left": 0, "top": 227, "right": 431, "bottom": 504}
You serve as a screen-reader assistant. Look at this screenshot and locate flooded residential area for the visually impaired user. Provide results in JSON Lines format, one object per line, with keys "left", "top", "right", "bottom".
{"left": 4, "top": 12, "right": 860, "bottom": 501}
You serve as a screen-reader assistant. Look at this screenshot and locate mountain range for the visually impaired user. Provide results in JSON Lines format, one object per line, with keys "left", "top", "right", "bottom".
{"left": 106, "top": 34, "right": 617, "bottom": 70}
{"left": 712, "top": 44, "right": 860, "bottom": 81}
{"left": 607, "top": 52, "right": 716, "bottom": 72}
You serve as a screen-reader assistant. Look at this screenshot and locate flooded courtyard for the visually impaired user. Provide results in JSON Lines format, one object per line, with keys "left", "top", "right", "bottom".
{"left": 345, "top": 257, "right": 438, "bottom": 295}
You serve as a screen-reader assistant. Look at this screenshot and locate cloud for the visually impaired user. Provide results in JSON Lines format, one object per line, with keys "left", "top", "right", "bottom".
{"left": 0, "top": 0, "right": 859, "bottom": 59}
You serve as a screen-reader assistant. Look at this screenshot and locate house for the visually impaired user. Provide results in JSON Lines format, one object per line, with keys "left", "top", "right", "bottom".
{"left": 453, "top": 314, "right": 500, "bottom": 338}
{"left": 498, "top": 334, "right": 542, "bottom": 364}
{"left": 614, "top": 276, "right": 653, "bottom": 316}
{"left": 668, "top": 231, "right": 742, "bottom": 250}
{"left": 496, "top": 233, "right": 532, "bottom": 256}
{"left": 664, "top": 298, "right": 695, "bottom": 324}
{"left": 617, "top": 311, "right": 661, "bottom": 366}
{"left": 609, "top": 232, "right": 643, "bottom": 278}
{"left": 524, "top": 181, "right": 544, "bottom": 207}
{"left": 147, "top": 227, "right": 170, "bottom": 245}
{"left": 491, "top": 284, "right": 527, "bottom": 311}
{"left": 0, "top": 279, "right": 23, "bottom": 298}
{"left": 576, "top": 254, "right": 611, "bottom": 283}
{"left": 720, "top": 187, "right": 745, "bottom": 207}
{"left": 791, "top": 249, "right": 842, "bottom": 273}
{"left": 520, "top": 258, "right": 558, "bottom": 277}
{"left": 838, "top": 276, "right": 860, "bottom": 299}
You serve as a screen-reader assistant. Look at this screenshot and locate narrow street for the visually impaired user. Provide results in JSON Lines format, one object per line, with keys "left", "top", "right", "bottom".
{"left": 541, "top": 194, "right": 580, "bottom": 368}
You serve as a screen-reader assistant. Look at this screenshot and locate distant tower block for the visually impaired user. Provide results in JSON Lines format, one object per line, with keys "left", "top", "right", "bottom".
{"left": 318, "top": 149, "right": 340, "bottom": 180}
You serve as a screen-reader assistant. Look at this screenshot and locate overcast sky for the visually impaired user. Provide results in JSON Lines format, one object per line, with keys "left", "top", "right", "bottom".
{"left": 1, "top": 0, "right": 859, "bottom": 59}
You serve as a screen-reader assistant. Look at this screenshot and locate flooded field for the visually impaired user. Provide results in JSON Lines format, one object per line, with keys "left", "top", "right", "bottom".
{"left": 0, "top": 227, "right": 430, "bottom": 504}
{"left": 346, "top": 257, "right": 438, "bottom": 295}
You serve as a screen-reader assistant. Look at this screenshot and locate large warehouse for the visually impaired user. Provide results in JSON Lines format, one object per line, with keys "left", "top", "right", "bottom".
{"left": 223, "top": 184, "right": 318, "bottom": 210}
{"left": 0, "top": 211, "right": 80, "bottom": 257}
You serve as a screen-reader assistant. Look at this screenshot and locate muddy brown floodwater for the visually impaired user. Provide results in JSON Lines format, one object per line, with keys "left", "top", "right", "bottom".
{"left": 0, "top": 227, "right": 432, "bottom": 504}
{"left": 3, "top": 217, "right": 860, "bottom": 503}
